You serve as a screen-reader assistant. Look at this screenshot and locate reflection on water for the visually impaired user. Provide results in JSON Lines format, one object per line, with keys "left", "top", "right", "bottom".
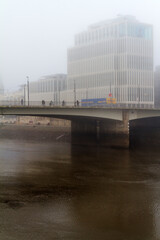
{"left": 0, "top": 139, "right": 160, "bottom": 239}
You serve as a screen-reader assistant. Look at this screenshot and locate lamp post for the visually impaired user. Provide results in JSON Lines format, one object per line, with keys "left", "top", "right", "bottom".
{"left": 137, "top": 83, "right": 140, "bottom": 108}
{"left": 73, "top": 80, "right": 76, "bottom": 106}
{"left": 59, "top": 84, "right": 60, "bottom": 105}
{"left": 110, "top": 81, "right": 112, "bottom": 95}
{"left": 24, "top": 84, "right": 26, "bottom": 106}
{"left": 26, "top": 76, "right": 29, "bottom": 106}
{"left": 86, "top": 88, "right": 88, "bottom": 100}
{"left": 56, "top": 78, "right": 58, "bottom": 105}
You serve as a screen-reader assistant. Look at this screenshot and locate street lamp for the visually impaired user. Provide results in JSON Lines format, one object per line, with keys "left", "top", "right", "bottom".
{"left": 73, "top": 80, "right": 76, "bottom": 105}
{"left": 26, "top": 76, "right": 29, "bottom": 106}
{"left": 86, "top": 88, "right": 88, "bottom": 100}
{"left": 137, "top": 83, "right": 140, "bottom": 108}
{"left": 24, "top": 84, "right": 26, "bottom": 106}
{"left": 110, "top": 81, "right": 112, "bottom": 96}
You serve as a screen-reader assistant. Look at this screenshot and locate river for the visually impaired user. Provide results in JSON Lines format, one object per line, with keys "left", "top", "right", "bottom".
{"left": 0, "top": 138, "right": 160, "bottom": 240}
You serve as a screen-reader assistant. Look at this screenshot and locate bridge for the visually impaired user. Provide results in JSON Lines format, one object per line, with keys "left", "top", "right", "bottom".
{"left": 1, "top": 105, "right": 160, "bottom": 148}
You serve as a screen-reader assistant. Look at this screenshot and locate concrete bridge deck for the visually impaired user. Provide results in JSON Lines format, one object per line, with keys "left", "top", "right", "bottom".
{"left": 1, "top": 106, "right": 160, "bottom": 148}
{"left": 0, "top": 106, "right": 160, "bottom": 121}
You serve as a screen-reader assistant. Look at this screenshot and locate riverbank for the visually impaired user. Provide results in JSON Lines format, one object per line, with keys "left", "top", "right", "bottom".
{"left": 0, "top": 124, "right": 71, "bottom": 142}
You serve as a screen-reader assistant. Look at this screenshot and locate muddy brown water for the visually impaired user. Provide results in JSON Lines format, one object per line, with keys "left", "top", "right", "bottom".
{"left": 0, "top": 128, "right": 160, "bottom": 239}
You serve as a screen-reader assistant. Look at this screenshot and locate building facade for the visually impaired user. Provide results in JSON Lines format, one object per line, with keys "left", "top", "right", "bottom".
{"left": 29, "top": 74, "right": 67, "bottom": 105}
{"left": 0, "top": 77, "right": 4, "bottom": 98}
{"left": 67, "top": 15, "right": 154, "bottom": 107}
{"left": 154, "top": 66, "right": 160, "bottom": 108}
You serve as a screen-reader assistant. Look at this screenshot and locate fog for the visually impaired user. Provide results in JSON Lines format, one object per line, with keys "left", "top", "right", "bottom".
{"left": 0, "top": 0, "right": 160, "bottom": 90}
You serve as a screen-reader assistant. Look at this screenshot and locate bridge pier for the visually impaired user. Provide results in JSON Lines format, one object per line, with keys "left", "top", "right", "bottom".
{"left": 130, "top": 117, "right": 160, "bottom": 147}
{"left": 71, "top": 111, "right": 129, "bottom": 148}
{"left": 98, "top": 111, "right": 129, "bottom": 148}
{"left": 71, "top": 119, "right": 97, "bottom": 145}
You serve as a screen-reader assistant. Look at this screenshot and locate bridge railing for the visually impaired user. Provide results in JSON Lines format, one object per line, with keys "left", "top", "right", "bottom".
{"left": 0, "top": 100, "right": 155, "bottom": 109}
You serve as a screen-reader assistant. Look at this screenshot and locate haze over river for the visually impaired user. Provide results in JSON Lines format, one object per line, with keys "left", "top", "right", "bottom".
{"left": 1, "top": 137, "right": 160, "bottom": 240}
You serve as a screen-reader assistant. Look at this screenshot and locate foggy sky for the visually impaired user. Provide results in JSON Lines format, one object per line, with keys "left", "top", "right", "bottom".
{"left": 1, "top": 0, "right": 160, "bottom": 91}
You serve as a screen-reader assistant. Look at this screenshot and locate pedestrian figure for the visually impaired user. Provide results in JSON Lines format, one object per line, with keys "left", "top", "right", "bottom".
{"left": 76, "top": 100, "right": 79, "bottom": 107}
{"left": 62, "top": 100, "right": 65, "bottom": 106}
{"left": 42, "top": 100, "right": 45, "bottom": 106}
{"left": 49, "top": 100, "right": 53, "bottom": 106}
{"left": 21, "top": 99, "right": 23, "bottom": 106}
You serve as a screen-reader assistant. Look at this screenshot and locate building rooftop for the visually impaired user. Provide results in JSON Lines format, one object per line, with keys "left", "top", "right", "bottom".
{"left": 89, "top": 15, "right": 137, "bottom": 30}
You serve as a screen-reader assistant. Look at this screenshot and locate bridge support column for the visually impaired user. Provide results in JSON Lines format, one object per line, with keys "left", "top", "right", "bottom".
{"left": 71, "top": 119, "right": 97, "bottom": 145}
{"left": 98, "top": 110, "right": 129, "bottom": 148}
{"left": 71, "top": 111, "right": 129, "bottom": 148}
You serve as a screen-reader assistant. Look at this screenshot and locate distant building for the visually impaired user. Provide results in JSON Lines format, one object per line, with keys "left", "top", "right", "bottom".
{"left": 2, "top": 88, "right": 23, "bottom": 104}
{"left": 0, "top": 77, "right": 4, "bottom": 97}
{"left": 17, "top": 116, "right": 70, "bottom": 127}
{"left": 154, "top": 66, "right": 160, "bottom": 108}
{"left": 29, "top": 74, "right": 67, "bottom": 105}
{"left": 67, "top": 15, "right": 154, "bottom": 107}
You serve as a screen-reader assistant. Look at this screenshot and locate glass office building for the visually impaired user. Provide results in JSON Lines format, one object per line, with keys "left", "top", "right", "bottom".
{"left": 67, "top": 15, "right": 154, "bottom": 107}
{"left": 154, "top": 66, "right": 160, "bottom": 108}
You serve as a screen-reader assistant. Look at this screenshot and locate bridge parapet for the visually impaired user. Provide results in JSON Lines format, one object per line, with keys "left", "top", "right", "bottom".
{"left": 1, "top": 106, "right": 160, "bottom": 122}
